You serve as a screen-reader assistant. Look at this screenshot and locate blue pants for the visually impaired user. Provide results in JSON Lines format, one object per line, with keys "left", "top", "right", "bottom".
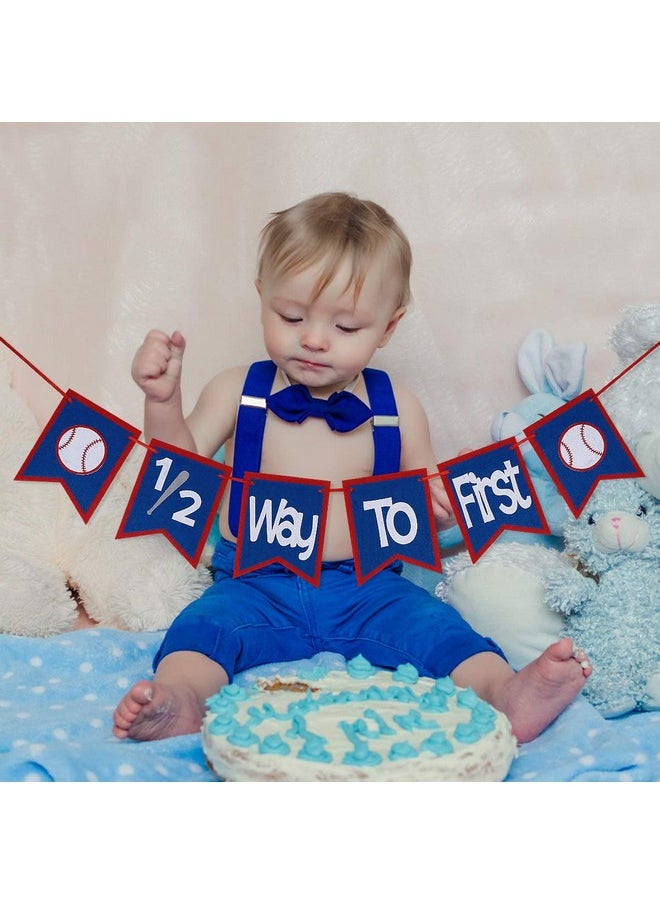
{"left": 153, "top": 539, "right": 506, "bottom": 681}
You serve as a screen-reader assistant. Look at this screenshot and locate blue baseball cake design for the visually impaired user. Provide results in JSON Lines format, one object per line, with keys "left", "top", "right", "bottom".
{"left": 202, "top": 656, "right": 517, "bottom": 781}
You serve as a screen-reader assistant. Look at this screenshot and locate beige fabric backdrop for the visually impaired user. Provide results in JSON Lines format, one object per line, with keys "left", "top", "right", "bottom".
{"left": 2, "top": 122, "right": 658, "bottom": 459}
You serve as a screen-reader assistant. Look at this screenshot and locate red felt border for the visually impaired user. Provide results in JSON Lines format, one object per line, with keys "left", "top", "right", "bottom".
{"left": 233, "top": 471, "right": 330, "bottom": 585}
{"left": 15, "top": 389, "right": 141, "bottom": 524}
{"left": 438, "top": 439, "right": 550, "bottom": 562}
{"left": 342, "top": 469, "right": 443, "bottom": 584}
{"left": 115, "top": 438, "right": 231, "bottom": 567}
{"left": 524, "top": 390, "right": 644, "bottom": 517}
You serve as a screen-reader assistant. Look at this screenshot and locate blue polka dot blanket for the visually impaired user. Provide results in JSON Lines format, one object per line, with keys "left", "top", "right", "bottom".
{"left": 0, "top": 629, "right": 657, "bottom": 781}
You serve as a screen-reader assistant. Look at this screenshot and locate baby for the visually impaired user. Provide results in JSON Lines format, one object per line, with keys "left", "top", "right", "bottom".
{"left": 113, "top": 191, "right": 591, "bottom": 745}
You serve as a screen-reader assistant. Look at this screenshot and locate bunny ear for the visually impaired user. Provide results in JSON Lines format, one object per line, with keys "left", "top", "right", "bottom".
{"left": 544, "top": 341, "right": 587, "bottom": 400}
{"left": 517, "top": 329, "right": 555, "bottom": 393}
{"left": 517, "top": 329, "right": 586, "bottom": 399}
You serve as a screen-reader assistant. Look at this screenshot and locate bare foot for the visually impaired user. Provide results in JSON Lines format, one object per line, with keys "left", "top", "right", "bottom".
{"left": 112, "top": 680, "right": 206, "bottom": 741}
{"left": 498, "top": 637, "right": 592, "bottom": 743}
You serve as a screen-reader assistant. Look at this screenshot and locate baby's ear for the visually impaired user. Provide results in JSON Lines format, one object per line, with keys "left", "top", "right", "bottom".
{"left": 380, "top": 305, "right": 407, "bottom": 347}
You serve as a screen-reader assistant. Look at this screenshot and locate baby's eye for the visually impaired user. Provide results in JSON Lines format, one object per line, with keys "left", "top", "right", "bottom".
{"left": 280, "top": 314, "right": 302, "bottom": 324}
{"left": 336, "top": 324, "right": 360, "bottom": 334}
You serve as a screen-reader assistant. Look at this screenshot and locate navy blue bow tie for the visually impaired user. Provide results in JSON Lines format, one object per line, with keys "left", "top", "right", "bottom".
{"left": 267, "top": 383, "right": 372, "bottom": 432}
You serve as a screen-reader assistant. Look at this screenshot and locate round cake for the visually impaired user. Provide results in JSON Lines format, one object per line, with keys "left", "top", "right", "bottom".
{"left": 202, "top": 656, "right": 517, "bottom": 781}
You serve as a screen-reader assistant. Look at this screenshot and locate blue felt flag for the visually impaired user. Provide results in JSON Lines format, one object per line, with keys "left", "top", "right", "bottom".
{"left": 117, "top": 440, "right": 231, "bottom": 566}
{"left": 234, "top": 472, "right": 330, "bottom": 584}
{"left": 441, "top": 440, "right": 549, "bottom": 561}
{"left": 15, "top": 390, "right": 140, "bottom": 522}
{"left": 343, "top": 470, "right": 442, "bottom": 583}
{"left": 524, "top": 389, "right": 644, "bottom": 516}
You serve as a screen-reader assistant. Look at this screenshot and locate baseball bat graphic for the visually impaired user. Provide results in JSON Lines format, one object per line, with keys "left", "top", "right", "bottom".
{"left": 147, "top": 470, "right": 190, "bottom": 515}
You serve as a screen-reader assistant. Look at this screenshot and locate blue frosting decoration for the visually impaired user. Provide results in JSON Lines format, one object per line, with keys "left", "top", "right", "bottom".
{"left": 357, "top": 685, "right": 387, "bottom": 701}
{"left": 456, "top": 687, "right": 481, "bottom": 710}
{"left": 259, "top": 733, "right": 291, "bottom": 755}
{"left": 342, "top": 738, "right": 382, "bottom": 767}
{"left": 286, "top": 714, "right": 309, "bottom": 740}
{"left": 388, "top": 741, "right": 419, "bottom": 761}
{"left": 296, "top": 664, "right": 328, "bottom": 681}
{"left": 298, "top": 736, "right": 333, "bottom": 763}
{"left": 286, "top": 691, "right": 320, "bottom": 716}
{"left": 220, "top": 683, "right": 250, "bottom": 702}
{"left": 346, "top": 654, "right": 378, "bottom": 679}
{"left": 260, "top": 702, "right": 291, "bottom": 722}
{"left": 362, "top": 708, "right": 396, "bottom": 736}
{"left": 392, "top": 663, "right": 420, "bottom": 684}
{"left": 393, "top": 710, "right": 439, "bottom": 732}
{"left": 227, "top": 723, "right": 260, "bottom": 747}
{"left": 246, "top": 705, "right": 268, "bottom": 726}
{"left": 207, "top": 695, "right": 238, "bottom": 717}
{"left": 420, "top": 731, "right": 454, "bottom": 756}
{"left": 334, "top": 690, "right": 358, "bottom": 704}
{"left": 384, "top": 685, "right": 416, "bottom": 702}
{"left": 433, "top": 677, "right": 456, "bottom": 696}
{"left": 454, "top": 722, "right": 482, "bottom": 744}
{"left": 349, "top": 717, "right": 377, "bottom": 739}
{"left": 470, "top": 701, "right": 496, "bottom": 730}
{"left": 209, "top": 712, "right": 238, "bottom": 736}
{"left": 418, "top": 690, "right": 450, "bottom": 713}
{"left": 339, "top": 720, "right": 381, "bottom": 765}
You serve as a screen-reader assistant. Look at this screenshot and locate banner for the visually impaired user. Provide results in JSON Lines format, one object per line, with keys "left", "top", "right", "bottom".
{"left": 440, "top": 440, "right": 549, "bottom": 561}
{"left": 116, "top": 440, "right": 231, "bottom": 566}
{"left": 234, "top": 472, "right": 330, "bottom": 584}
{"left": 524, "top": 389, "right": 644, "bottom": 516}
{"left": 3, "top": 336, "right": 654, "bottom": 575}
{"left": 343, "top": 470, "right": 442, "bottom": 584}
{"left": 15, "top": 390, "right": 140, "bottom": 522}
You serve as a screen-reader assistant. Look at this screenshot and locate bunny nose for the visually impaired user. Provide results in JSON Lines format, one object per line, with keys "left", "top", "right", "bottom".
{"left": 611, "top": 516, "right": 621, "bottom": 529}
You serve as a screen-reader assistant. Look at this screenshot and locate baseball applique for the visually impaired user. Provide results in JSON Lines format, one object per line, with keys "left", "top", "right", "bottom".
{"left": 558, "top": 423, "right": 606, "bottom": 471}
{"left": 525, "top": 389, "right": 644, "bottom": 517}
{"left": 16, "top": 389, "right": 140, "bottom": 522}
{"left": 57, "top": 425, "right": 108, "bottom": 474}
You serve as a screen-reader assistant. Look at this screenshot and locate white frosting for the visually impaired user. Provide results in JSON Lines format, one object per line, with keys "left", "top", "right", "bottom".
{"left": 202, "top": 661, "right": 517, "bottom": 782}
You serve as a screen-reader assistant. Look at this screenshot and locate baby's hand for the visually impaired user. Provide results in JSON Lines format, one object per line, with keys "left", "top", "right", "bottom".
{"left": 132, "top": 329, "right": 186, "bottom": 402}
{"left": 429, "top": 446, "right": 472, "bottom": 529}
{"left": 429, "top": 475, "right": 456, "bottom": 530}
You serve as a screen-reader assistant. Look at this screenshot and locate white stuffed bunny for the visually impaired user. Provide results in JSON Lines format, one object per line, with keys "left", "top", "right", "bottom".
{"left": 601, "top": 303, "right": 660, "bottom": 499}
{"left": 0, "top": 348, "right": 212, "bottom": 636}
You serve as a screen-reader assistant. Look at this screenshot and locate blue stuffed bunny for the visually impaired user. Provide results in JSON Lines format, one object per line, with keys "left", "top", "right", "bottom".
{"left": 543, "top": 479, "right": 660, "bottom": 717}
{"left": 491, "top": 328, "right": 586, "bottom": 547}
{"left": 435, "top": 329, "right": 587, "bottom": 670}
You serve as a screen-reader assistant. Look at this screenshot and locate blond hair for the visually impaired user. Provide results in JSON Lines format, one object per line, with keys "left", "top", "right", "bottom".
{"left": 257, "top": 192, "right": 412, "bottom": 307}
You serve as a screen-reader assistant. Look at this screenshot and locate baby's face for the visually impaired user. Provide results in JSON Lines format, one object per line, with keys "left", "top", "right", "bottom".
{"left": 258, "top": 255, "right": 405, "bottom": 395}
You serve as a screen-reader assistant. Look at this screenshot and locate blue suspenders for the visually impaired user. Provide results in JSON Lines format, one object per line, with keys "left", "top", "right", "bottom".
{"left": 228, "top": 360, "right": 401, "bottom": 535}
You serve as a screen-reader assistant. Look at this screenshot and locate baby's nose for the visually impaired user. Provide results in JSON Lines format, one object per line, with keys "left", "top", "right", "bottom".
{"left": 301, "top": 327, "right": 328, "bottom": 350}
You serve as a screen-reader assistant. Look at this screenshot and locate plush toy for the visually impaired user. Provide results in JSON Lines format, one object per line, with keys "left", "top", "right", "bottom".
{"left": 435, "top": 328, "right": 586, "bottom": 671}
{"left": 491, "top": 328, "right": 586, "bottom": 547}
{"left": 544, "top": 479, "right": 660, "bottom": 717}
{"left": 437, "top": 305, "right": 660, "bottom": 703}
{"left": 600, "top": 302, "right": 660, "bottom": 499}
{"left": 0, "top": 350, "right": 211, "bottom": 636}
